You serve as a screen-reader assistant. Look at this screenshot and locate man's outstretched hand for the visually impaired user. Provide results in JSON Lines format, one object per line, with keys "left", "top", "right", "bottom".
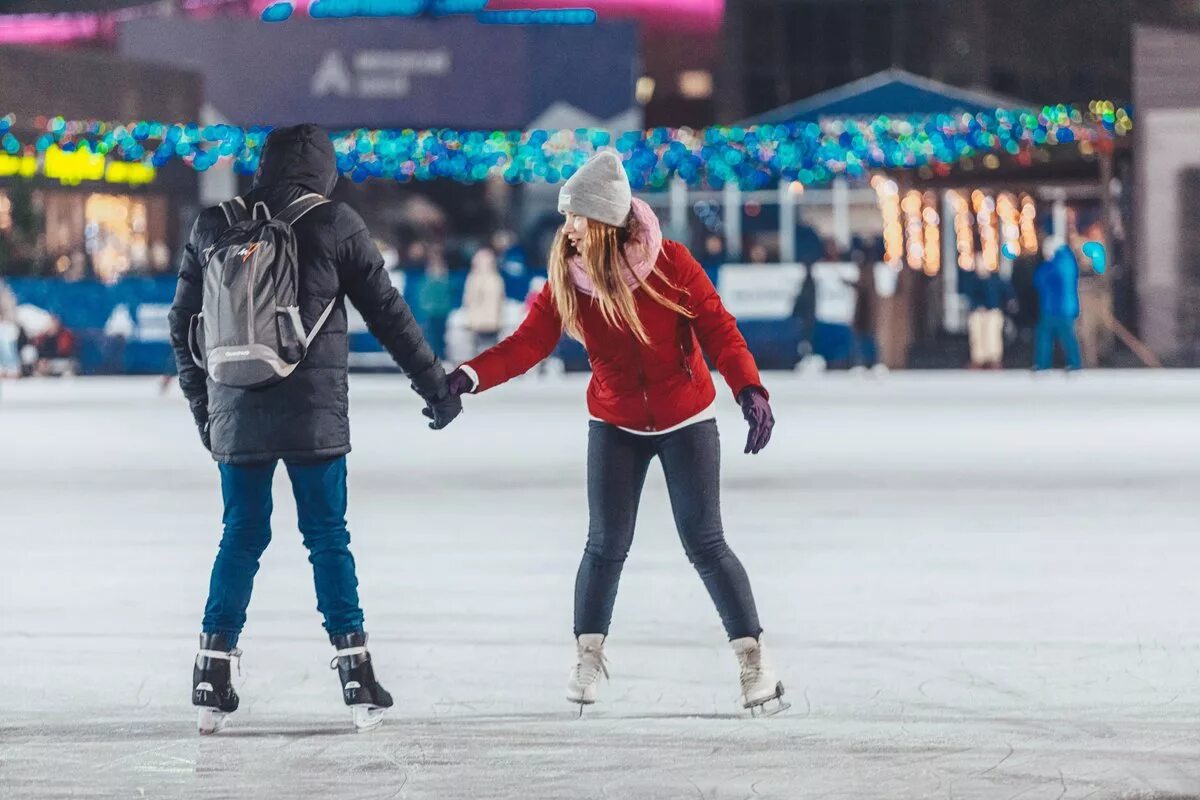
{"left": 422, "top": 391, "right": 463, "bottom": 430}
{"left": 422, "top": 367, "right": 474, "bottom": 430}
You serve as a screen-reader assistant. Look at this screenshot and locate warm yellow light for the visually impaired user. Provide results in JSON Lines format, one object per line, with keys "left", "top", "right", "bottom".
{"left": 902, "top": 190, "right": 924, "bottom": 271}
{"left": 922, "top": 191, "right": 941, "bottom": 276}
{"left": 996, "top": 193, "right": 1021, "bottom": 263}
{"left": 948, "top": 191, "right": 974, "bottom": 269}
{"left": 1020, "top": 193, "right": 1039, "bottom": 254}
{"left": 973, "top": 191, "right": 999, "bottom": 271}
{"left": 635, "top": 76, "right": 656, "bottom": 105}
{"left": 874, "top": 179, "right": 904, "bottom": 267}
{"left": 678, "top": 70, "right": 713, "bottom": 100}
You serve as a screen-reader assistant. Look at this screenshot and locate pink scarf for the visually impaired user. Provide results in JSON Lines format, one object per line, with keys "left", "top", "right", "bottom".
{"left": 567, "top": 198, "right": 663, "bottom": 297}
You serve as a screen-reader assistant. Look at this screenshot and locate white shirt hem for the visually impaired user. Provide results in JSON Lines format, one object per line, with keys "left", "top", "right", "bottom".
{"left": 591, "top": 401, "right": 718, "bottom": 436}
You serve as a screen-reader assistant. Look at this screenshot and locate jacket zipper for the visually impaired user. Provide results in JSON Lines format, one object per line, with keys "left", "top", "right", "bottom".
{"left": 246, "top": 243, "right": 260, "bottom": 345}
{"left": 630, "top": 329, "right": 655, "bottom": 431}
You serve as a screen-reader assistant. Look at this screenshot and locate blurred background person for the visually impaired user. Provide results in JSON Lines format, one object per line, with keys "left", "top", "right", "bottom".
{"left": 492, "top": 229, "right": 527, "bottom": 278}
{"left": 462, "top": 246, "right": 506, "bottom": 356}
{"left": 966, "top": 256, "right": 1015, "bottom": 370}
{"left": 0, "top": 277, "right": 20, "bottom": 379}
{"left": 699, "top": 234, "right": 726, "bottom": 273}
{"left": 846, "top": 247, "right": 880, "bottom": 372}
{"left": 418, "top": 254, "right": 454, "bottom": 362}
{"left": 33, "top": 315, "right": 77, "bottom": 377}
{"left": 1034, "top": 236, "right": 1083, "bottom": 373}
{"left": 791, "top": 263, "right": 817, "bottom": 363}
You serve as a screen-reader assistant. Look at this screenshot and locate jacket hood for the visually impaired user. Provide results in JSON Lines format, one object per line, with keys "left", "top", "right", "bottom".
{"left": 253, "top": 124, "right": 339, "bottom": 196}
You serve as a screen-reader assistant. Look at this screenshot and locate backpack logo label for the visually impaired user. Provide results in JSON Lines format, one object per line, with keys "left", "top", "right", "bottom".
{"left": 236, "top": 242, "right": 263, "bottom": 261}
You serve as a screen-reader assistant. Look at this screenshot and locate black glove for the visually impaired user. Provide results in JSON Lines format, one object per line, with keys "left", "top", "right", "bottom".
{"left": 198, "top": 419, "right": 212, "bottom": 452}
{"left": 421, "top": 391, "right": 463, "bottom": 430}
{"left": 410, "top": 361, "right": 463, "bottom": 430}
{"left": 409, "top": 360, "right": 449, "bottom": 402}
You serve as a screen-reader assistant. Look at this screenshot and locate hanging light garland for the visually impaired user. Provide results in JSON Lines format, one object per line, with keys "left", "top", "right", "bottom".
{"left": 0, "top": 102, "right": 1130, "bottom": 190}
{"left": 921, "top": 192, "right": 940, "bottom": 277}
{"left": 1019, "top": 193, "right": 1039, "bottom": 254}
{"left": 872, "top": 175, "right": 903, "bottom": 267}
{"left": 996, "top": 192, "right": 1021, "bottom": 262}
{"left": 901, "top": 189, "right": 925, "bottom": 271}
{"left": 947, "top": 190, "right": 974, "bottom": 270}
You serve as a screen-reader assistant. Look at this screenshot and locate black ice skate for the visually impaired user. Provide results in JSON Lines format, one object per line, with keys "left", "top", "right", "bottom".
{"left": 192, "top": 633, "right": 241, "bottom": 735}
{"left": 330, "top": 632, "right": 393, "bottom": 732}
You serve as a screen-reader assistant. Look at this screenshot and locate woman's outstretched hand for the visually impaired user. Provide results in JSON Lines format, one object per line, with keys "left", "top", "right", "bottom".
{"left": 738, "top": 387, "right": 774, "bottom": 455}
{"left": 446, "top": 368, "right": 475, "bottom": 398}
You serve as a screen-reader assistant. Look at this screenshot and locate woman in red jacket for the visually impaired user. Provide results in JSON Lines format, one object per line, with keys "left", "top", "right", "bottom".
{"left": 444, "top": 152, "right": 784, "bottom": 714}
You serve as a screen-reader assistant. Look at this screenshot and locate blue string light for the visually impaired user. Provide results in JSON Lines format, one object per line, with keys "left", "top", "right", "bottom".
{"left": 9, "top": 104, "right": 1131, "bottom": 189}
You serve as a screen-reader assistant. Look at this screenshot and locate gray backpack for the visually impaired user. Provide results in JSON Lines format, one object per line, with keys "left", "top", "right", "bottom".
{"left": 187, "top": 193, "right": 334, "bottom": 389}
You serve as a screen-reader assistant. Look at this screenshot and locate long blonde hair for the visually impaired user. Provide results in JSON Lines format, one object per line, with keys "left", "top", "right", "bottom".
{"left": 548, "top": 212, "right": 694, "bottom": 346}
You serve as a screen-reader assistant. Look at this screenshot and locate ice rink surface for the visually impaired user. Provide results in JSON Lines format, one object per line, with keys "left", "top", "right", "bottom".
{"left": 3, "top": 370, "right": 1200, "bottom": 799}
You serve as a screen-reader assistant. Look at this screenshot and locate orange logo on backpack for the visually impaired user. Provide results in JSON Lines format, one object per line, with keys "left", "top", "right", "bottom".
{"left": 236, "top": 242, "right": 263, "bottom": 261}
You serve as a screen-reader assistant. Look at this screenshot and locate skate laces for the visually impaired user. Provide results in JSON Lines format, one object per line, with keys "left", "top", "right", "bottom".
{"left": 573, "top": 643, "right": 609, "bottom": 686}
{"left": 197, "top": 647, "right": 243, "bottom": 676}
{"left": 329, "top": 645, "right": 369, "bottom": 670}
{"left": 736, "top": 646, "right": 763, "bottom": 694}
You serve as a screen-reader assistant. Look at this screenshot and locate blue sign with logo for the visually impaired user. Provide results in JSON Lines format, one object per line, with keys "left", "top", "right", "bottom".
{"left": 120, "top": 17, "right": 635, "bottom": 130}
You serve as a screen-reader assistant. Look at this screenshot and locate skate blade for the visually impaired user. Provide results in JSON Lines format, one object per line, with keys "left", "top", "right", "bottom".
{"left": 197, "top": 708, "right": 228, "bottom": 735}
{"left": 568, "top": 697, "right": 595, "bottom": 718}
{"left": 747, "top": 698, "right": 791, "bottom": 717}
{"left": 351, "top": 704, "right": 387, "bottom": 732}
{"left": 745, "top": 683, "right": 790, "bottom": 717}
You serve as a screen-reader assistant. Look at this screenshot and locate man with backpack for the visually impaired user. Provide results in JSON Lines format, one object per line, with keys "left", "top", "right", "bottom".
{"left": 168, "top": 124, "right": 461, "bottom": 734}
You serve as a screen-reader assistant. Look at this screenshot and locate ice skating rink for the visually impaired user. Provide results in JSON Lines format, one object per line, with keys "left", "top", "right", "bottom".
{"left": 3, "top": 371, "right": 1200, "bottom": 799}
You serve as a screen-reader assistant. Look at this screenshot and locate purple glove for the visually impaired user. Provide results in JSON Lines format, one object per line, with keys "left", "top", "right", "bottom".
{"left": 446, "top": 368, "right": 475, "bottom": 397}
{"left": 738, "top": 387, "right": 774, "bottom": 455}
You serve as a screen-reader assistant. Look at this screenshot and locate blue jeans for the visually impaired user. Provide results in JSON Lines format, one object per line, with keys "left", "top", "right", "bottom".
{"left": 852, "top": 332, "right": 878, "bottom": 368}
{"left": 1034, "top": 315, "right": 1082, "bottom": 371}
{"left": 202, "top": 456, "right": 363, "bottom": 647}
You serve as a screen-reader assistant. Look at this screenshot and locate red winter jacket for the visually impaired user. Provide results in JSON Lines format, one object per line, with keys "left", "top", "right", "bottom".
{"left": 465, "top": 240, "right": 766, "bottom": 432}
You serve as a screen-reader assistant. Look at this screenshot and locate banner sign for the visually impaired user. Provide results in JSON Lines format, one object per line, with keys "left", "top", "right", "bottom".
{"left": 717, "top": 264, "right": 805, "bottom": 320}
{"left": 8, "top": 262, "right": 863, "bottom": 375}
{"left": 120, "top": 17, "right": 636, "bottom": 129}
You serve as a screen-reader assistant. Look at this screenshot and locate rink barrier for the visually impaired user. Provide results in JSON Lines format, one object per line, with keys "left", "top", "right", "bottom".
{"left": 6, "top": 266, "right": 857, "bottom": 375}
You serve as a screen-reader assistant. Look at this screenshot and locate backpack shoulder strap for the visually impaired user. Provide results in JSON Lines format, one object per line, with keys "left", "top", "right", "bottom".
{"left": 276, "top": 193, "right": 329, "bottom": 226}
{"left": 219, "top": 196, "right": 248, "bottom": 226}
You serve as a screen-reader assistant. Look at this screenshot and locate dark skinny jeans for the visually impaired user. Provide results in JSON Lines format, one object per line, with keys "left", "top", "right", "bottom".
{"left": 575, "top": 419, "right": 763, "bottom": 641}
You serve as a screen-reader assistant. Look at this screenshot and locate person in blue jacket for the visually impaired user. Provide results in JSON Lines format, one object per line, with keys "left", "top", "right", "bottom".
{"left": 1033, "top": 236, "right": 1083, "bottom": 372}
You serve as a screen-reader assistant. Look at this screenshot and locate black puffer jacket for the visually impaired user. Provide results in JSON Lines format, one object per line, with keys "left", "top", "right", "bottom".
{"left": 168, "top": 124, "right": 447, "bottom": 464}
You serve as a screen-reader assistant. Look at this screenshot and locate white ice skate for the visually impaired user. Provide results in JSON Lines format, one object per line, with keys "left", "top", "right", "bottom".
{"left": 732, "top": 636, "right": 788, "bottom": 716}
{"left": 566, "top": 634, "right": 608, "bottom": 716}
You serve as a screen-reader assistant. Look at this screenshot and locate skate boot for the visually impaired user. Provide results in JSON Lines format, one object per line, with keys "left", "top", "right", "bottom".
{"left": 732, "top": 636, "right": 789, "bottom": 716}
{"left": 566, "top": 634, "right": 608, "bottom": 715}
{"left": 192, "top": 633, "right": 241, "bottom": 735}
{"left": 330, "top": 632, "right": 393, "bottom": 732}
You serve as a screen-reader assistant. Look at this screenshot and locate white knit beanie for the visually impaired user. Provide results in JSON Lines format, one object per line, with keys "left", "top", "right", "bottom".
{"left": 558, "top": 151, "right": 632, "bottom": 228}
